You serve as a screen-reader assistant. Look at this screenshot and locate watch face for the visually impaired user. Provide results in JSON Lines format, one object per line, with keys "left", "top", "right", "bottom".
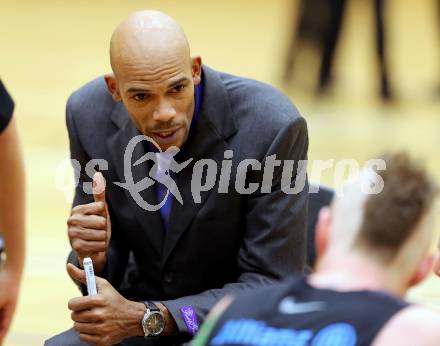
{"left": 145, "top": 312, "right": 165, "bottom": 336}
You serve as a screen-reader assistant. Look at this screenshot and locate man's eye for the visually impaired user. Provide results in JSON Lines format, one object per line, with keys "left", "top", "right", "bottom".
{"left": 171, "top": 85, "right": 185, "bottom": 93}
{"left": 133, "top": 94, "right": 148, "bottom": 101}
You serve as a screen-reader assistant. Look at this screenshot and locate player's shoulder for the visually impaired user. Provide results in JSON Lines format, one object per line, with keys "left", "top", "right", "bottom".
{"left": 66, "top": 76, "right": 115, "bottom": 123}
{"left": 372, "top": 305, "right": 440, "bottom": 346}
{"left": 213, "top": 67, "right": 304, "bottom": 129}
{"left": 233, "top": 277, "right": 304, "bottom": 306}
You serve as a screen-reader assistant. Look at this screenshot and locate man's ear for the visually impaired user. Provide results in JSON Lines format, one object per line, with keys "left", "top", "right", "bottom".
{"left": 191, "top": 56, "right": 202, "bottom": 85}
{"left": 104, "top": 74, "right": 122, "bottom": 102}
{"left": 408, "top": 255, "right": 434, "bottom": 288}
{"left": 315, "top": 207, "right": 332, "bottom": 258}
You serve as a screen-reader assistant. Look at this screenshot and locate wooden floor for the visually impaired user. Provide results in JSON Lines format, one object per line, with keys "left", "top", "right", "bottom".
{"left": 0, "top": 0, "right": 439, "bottom": 344}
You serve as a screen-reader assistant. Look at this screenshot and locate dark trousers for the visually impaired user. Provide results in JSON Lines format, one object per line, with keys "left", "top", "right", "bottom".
{"left": 319, "top": 0, "right": 390, "bottom": 98}
{"left": 45, "top": 328, "right": 187, "bottom": 346}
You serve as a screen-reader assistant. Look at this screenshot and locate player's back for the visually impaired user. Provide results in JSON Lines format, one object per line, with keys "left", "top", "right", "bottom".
{"left": 201, "top": 276, "right": 412, "bottom": 346}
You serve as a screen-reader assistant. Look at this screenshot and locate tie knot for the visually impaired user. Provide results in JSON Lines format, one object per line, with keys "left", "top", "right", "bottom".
{"left": 155, "top": 152, "right": 173, "bottom": 180}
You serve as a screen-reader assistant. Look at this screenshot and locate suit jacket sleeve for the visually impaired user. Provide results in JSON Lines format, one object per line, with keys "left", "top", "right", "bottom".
{"left": 161, "top": 116, "right": 309, "bottom": 334}
{"left": 65, "top": 95, "right": 129, "bottom": 292}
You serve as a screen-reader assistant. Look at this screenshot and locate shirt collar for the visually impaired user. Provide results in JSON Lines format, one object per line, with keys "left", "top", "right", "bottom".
{"left": 189, "top": 77, "right": 204, "bottom": 135}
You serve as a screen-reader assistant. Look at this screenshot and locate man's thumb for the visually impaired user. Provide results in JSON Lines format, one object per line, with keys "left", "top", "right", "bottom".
{"left": 93, "top": 172, "right": 106, "bottom": 203}
{"left": 67, "top": 263, "right": 86, "bottom": 285}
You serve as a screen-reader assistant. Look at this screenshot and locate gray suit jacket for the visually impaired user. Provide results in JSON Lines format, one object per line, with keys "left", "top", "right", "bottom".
{"left": 66, "top": 65, "right": 309, "bottom": 339}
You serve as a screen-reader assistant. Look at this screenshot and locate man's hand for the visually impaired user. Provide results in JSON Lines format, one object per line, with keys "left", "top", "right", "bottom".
{"left": 68, "top": 172, "right": 111, "bottom": 275}
{"left": 0, "top": 268, "right": 21, "bottom": 343}
{"left": 67, "top": 264, "right": 145, "bottom": 346}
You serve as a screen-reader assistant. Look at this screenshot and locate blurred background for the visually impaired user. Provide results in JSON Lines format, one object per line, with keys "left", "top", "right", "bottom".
{"left": 0, "top": 0, "right": 439, "bottom": 344}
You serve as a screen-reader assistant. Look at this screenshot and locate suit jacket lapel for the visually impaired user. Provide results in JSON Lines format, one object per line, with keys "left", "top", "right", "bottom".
{"left": 107, "top": 102, "right": 165, "bottom": 257}
{"left": 162, "top": 66, "right": 238, "bottom": 265}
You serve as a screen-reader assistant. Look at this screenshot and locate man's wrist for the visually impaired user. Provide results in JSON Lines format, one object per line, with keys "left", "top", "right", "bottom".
{"left": 92, "top": 253, "right": 107, "bottom": 275}
{"left": 128, "top": 301, "right": 147, "bottom": 337}
{"left": 155, "top": 302, "right": 178, "bottom": 336}
{"left": 77, "top": 253, "right": 107, "bottom": 274}
{"left": 134, "top": 301, "right": 178, "bottom": 337}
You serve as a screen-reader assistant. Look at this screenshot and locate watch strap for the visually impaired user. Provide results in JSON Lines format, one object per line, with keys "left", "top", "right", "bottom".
{"left": 143, "top": 301, "right": 160, "bottom": 313}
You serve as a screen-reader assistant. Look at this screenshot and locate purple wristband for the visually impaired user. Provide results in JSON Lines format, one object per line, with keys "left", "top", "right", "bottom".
{"left": 180, "top": 306, "right": 200, "bottom": 336}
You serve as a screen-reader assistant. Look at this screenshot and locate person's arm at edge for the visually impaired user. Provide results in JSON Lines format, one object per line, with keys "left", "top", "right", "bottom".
{"left": 372, "top": 305, "right": 440, "bottom": 346}
{"left": 0, "top": 117, "right": 25, "bottom": 340}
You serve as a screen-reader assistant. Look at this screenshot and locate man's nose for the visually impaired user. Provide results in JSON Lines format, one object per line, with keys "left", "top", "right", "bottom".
{"left": 153, "top": 99, "right": 177, "bottom": 122}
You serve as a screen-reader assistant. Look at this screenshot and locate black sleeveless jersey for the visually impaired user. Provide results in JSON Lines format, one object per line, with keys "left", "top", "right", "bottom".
{"left": 0, "top": 80, "right": 14, "bottom": 133}
{"left": 202, "top": 276, "right": 409, "bottom": 346}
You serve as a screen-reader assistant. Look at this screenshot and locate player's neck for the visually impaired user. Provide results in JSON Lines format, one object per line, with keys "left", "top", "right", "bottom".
{"left": 309, "top": 252, "right": 407, "bottom": 297}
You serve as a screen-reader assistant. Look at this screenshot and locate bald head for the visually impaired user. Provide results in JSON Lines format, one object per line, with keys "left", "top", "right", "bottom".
{"left": 104, "top": 10, "right": 202, "bottom": 151}
{"left": 110, "top": 10, "right": 191, "bottom": 77}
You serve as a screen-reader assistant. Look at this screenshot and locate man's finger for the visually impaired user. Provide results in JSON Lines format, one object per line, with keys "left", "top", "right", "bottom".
{"left": 68, "top": 295, "right": 104, "bottom": 312}
{"left": 67, "top": 262, "right": 108, "bottom": 292}
{"left": 69, "top": 227, "right": 107, "bottom": 241}
{"left": 93, "top": 172, "right": 106, "bottom": 204}
{"left": 71, "top": 201, "right": 106, "bottom": 217}
{"left": 74, "top": 321, "right": 102, "bottom": 334}
{"left": 68, "top": 297, "right": 91, "bottom": 312}
{"left": 71, "top": 239, "right": 107, "bottom": 255}
{"left": 68, "top": 214, "right": 107, "bottom": 231}
{"left": 71, "top": 309, "right": 104, "bottom": 323}
{"left": 67, "top": 263, "right": 86, "bottom": 285}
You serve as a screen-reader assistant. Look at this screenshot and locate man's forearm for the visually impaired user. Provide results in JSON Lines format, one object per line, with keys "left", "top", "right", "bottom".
{"left": 161, "top": 272, "right": 277, "bottom": 334}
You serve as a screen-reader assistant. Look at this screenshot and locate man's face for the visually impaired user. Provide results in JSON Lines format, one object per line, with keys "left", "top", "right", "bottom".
{"left": 110, "top": 56, "right": 201, "bottom": 151}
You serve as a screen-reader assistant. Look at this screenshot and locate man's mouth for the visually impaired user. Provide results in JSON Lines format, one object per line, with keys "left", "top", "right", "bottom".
{"left": 156, "top": 130, "right": 176, "bottom": 138}
{"left": 153, "top": 127, "right": 180, "bottom": 137}
{"left": 150, "top": 126, "right": 183, "bottom": 145}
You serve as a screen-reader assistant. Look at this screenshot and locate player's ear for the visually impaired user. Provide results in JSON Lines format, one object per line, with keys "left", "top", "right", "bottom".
{"left": 409, "top": 255, "right": 434, "bottom": 288}
{"left": 191, "top": 56, "right": 202, "bottom": 85}
{"left": 104, "top": 74, "right": 122, "bottom": 102}
{"left": 316, "top": 207, "right": 332, "bottom": 258}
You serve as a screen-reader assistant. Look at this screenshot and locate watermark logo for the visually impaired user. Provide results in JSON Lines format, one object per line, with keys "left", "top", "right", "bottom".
{"left": 55, "top": 135, "right": 386, "bottom": 210}
{"left": 114, "top": 135, "right": 192, "bottom": 211}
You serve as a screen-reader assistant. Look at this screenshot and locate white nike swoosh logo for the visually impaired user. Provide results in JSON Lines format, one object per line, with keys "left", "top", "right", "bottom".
{"left": 278, "top": 296, "right": 326, "bottom": 315}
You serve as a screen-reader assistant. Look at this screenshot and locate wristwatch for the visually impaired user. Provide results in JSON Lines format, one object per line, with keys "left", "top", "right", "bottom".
{"left": 141, "top": 301, "right": 165, "bottom": 337}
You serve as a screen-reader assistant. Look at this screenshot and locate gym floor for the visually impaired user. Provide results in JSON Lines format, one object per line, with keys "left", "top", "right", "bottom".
{"left": 1, "top": 0, "right": 439, "bottom": 344}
